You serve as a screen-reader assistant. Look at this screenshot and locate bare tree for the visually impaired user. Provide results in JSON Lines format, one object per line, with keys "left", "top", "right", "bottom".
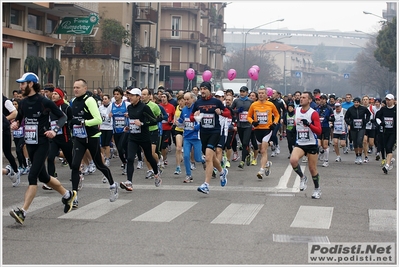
{"left": 350, "top": 38, "right": 396, "bottom": 97}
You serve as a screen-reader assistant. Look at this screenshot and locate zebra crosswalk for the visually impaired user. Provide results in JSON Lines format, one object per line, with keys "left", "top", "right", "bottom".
{"left": 3, "top": 195, "right": 395, "bottom": 233}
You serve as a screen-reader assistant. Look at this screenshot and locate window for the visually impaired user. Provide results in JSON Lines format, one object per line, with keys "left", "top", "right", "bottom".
{"left": 46, "top": 19, "right": 57, "bottom": 34}
{"left": 27, "top": 44, "right": 39, "bottom": 57}
{"left": 171, "top": 47, "right": 180, "bottom": 70}
{"left": 172, "top": 16, "right": 180, "bottom": 37}
{"left": 10, "top": 9, "right": 21, "bottom": 25}
{"left": 46, "top": 47, "right": 54, "bottom": 59}
{"left": 28, "top": 13, "right": 41, "bottom": 30}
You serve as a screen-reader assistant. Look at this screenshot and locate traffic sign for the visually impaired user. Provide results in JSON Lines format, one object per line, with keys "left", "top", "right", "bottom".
{"left": 344, "top": 73, "right": 350, "bottom": 79}
{"left": 295, "top": 71, "right": 302, "bottom": 78}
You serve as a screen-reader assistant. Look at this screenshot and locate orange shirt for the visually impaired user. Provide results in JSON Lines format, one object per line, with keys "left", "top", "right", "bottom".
{"left": 247, "top": 100, "right": 280, "bottom": 129}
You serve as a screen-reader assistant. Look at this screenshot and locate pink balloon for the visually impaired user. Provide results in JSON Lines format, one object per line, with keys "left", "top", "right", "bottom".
{"left": 266, "top": 87, "right": 273, "bottom": 97}
{"left": 186, "top": 68, "right": 195, "bottom": 80}
{"left": 202, "top": 70, "right": 212, "bottom": 82}
{"left": 251, "top": 65, "right": 260, "bottom": 73}
{"left": 248, "top": 67, "right": 258, "bottom": 81}
{"left": 227, "top": 69, "right": 237, "bottom": 81}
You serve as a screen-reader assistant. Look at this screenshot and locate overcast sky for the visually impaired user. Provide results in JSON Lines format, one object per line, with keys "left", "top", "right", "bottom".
{"left": 224, "top": 1, "right": 388, "bottom": 33}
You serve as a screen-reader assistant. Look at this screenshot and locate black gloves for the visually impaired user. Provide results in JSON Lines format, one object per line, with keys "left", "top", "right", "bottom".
{"left": 156, "top": 116, "right": 163, "bottom": 123}
{"left": 269, "top": 123, "right": 276, "bottom": 130}
{"left": 252, "top": 121, "right": 259, "bottom": 127}
{"left": 329, "top": 115, "right": 335, "bottom": 122}
{"left": 301, "top": 119, "right": 310, "bottom": 127}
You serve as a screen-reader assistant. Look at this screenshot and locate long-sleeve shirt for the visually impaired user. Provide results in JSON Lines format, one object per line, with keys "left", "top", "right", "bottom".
{"left": 247, "top": 100, "right": 280, "bottom": 129}
{"left": 190, "top": 97, "right": 226, "bottom": 134}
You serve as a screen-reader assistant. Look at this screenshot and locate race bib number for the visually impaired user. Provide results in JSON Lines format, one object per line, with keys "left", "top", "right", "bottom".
{"left": 384, "top": 117, "right": 393, "bottom": 128}
{"left": 365, "top": 121, "right": 372, "bottom": 130}
{"left": 353, "top": 119, "right": 362, "bottom": 129}
{"left": 51, "top": 120, "right": 63, "bottom": 135}
{"left": 201, "top": 113, "right": 215, "bottom": 128}
{"left": 129, "top": 120, "right": 141, "bottom": 134}
{"left": 256, "top": 112, "right": 268, "bottom": 125}
{"left": 184, "top": 118, "right": 194, "bottom": 131}
{"left": 72, "top": 124, "right": 88, "bottom": 138}
{"left": 239, "top": 111, "right": 248, "bottom": 122}
{"left": 24, "top": 125, "right": 38, "bottom": 144}
{"left": 334, "top": 121, "right": 343, "bottom": 132}
{"left": 114, "top": 117, "right": 125, "bottom": 128}
{"left": 13, "top": 127, "right": 24, "bottom": 138}
{"left": 297, "top": 129, "right": 310, "bottom": 142}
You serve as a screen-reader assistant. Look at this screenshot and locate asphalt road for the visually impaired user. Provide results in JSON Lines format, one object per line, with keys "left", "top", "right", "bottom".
{"left": 2, "top": 138, "right": 397, "bottom": 265}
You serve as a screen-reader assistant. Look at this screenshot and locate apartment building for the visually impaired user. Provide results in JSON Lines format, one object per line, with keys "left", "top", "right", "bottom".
{"left": 2, "top": 2, "right": 97, "bottom": 97}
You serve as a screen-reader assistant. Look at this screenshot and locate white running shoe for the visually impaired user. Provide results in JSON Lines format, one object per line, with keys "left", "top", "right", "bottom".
{"left": 299, "top": 176, "right": 308, "bottom": 191}
{"left": 302, "top": 156, "right": 308, "bottom": 163}
{"left": 312, "top": 188, "right": 322, "bottom": 199}
{"left": 136, "top": 161, "right": 143, "bottom": 169}
{"left": 335, "top": 156, "right": 341, "bottom": 162}
{"left": 322, "top": 161, "right": 329, "bottom": 167}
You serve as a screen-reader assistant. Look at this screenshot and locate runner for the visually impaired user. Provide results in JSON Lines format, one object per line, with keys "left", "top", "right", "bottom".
{"left": 316, "top": 94, "right": 334, "bottom": 167}
{"left": 289, "top": 91, "right": 322, "bottom": 199}
{"left": 191, "top": 81, "right": 229, "bottom": 194}
{"left": 9, "top": 72, "right": 76, "bottom": 224}
{"left": 246, "top": 87, "right": 280, "bottom": 179}
{"left": 331, "top": 102, "right": 348, "bottom": 162}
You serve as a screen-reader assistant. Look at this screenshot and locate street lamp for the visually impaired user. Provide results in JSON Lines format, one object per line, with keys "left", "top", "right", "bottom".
{"left": 355, "top": 29, "right": 376, "bottom": 37}
{"left": 243, "top": 18, "right": 284, "bottom": 71}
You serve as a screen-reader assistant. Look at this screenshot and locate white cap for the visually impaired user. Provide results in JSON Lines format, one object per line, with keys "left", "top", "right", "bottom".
{"left": 215, "top": 90, "right": 225, "bottom": 97}
{"left": 385, "top": 93, "right": 395, "bottom": 100}
{"left": 334, "top": 102, "right": 341, "bottom": 106}
{"left": 126, "top": 88, "right": 141, "bottom": 96}
{"left": 16, "top": 72, "right": 39, "bottom": 83}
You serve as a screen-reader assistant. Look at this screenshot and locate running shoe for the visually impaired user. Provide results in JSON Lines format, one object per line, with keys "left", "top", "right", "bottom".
{"left": 363, "top": 156, "right": 369, "bottom": 163}
{"left": 251, "top": 159, "right": 257, "bottom": 166}
{"left": 62, "top": 190, "right": 77, "bottom": 213}
{"left": 82, "top": 165, "right": 89, "bottom": 175}
{"left": 381, "top": 159, "right": 386, "bottom": 167}
{"left": 382, "top": 164, "right": 388, "bottom": 174}
{"left": 302, "top": 156, "right": 308, "bottom": 163}
{"left": 9, "top": 207, "right": 25, "bottom": 225}
{"left": 120, "top": 181, "right": 133, "bottom": 191}
{"left": 343, "top": 147, "right": 349, "bottom": 154}
{"left": 245, "top": 154, "right": 251, "bottom": 166}
{"left": 335, "top": 156, "right": 341, "bottom": 162}
{"left": 136, "top": 161, "right": 143, "bottom": 169}
{"left": 145, "top": 170, "right": 155, "bottom": 179}
{"left": 238, "top": 161, "right": 245, "bottom": 169}
{"left": 220, "top": 168, "right": 228, "bottom": 187}
{"left": 375, "top": 152, "right": 380, "bottom": 161}
{"left": 225, "top": 161, "right": 231, "bottom": 168}
{"left": 105, "top": 158, "right": 110, "bottom": 167}
{"left": 257, "top": 169, "right": 265, "bottom": 180}
{"left": 122, "top": 164, "right": 127, "bottom": 175}
{"left": 271, "top": 151, "right": 276, "bottom": 157}
{"left": 183, "top": 175, "right": 193, "bottom": 183}
{"left": 212, "top": 168, "right": 217, "bottom": 179}
{"left": 388, "top": 158, "right": 395, "bottom": 171}
{"left": 154, "top": 174, "right": 162, "bottom": 187}
{"left": 312, "top": 188, "right": 322, "bottom": 199}
{"left": 22, "top": 167, "right": 30, "bottom": 175}
{"left": 299, "top": 176, "right": 308, "bottom": 191}
{"left": 72, "top": 199, "right": 79, "bottom": 209}
{"left": 62, "top": 160, "right": 69, "bottom": 167}
{"left": 275, "top": 146, "right": 281, "bottom": 154}
{"left": 109, "top": 183, "right": 119, "bottom": 202}
{"left": 88, "top": 163, "right": 96, "bottom": 174}
{"left": 197, "top": 183, "right": 209, "bottom": 194}
{"left": 8, "top": 167, "right": 20, "bottom": 187}
{"left": 42, "top": 184, "right": 53, "bottom": 190}
{"left": 102, "top": 176, "right": 108, "bottom": 183}
{"left": 265, "top": 161, "right": 272, "bottom": 176}
{"left": 322, "top": 161, "right": 329, "bottom": 167}
{"left": 174, "top": 166, "right": 181, "bottom": 175}
{"left": 190, "top": 162, "right": 196, "bottom": 170}
{"left": 232, "top": 152, "right": 240, "bottom": 162}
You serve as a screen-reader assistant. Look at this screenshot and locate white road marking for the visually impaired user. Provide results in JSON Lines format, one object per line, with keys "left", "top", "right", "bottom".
{"left": 132, "top": 201, "right": 197, "bottom": 222}
{"left": 275, "top": 164, "right": 293, "bottom": 189}
{"left": 3, "top": 196, "right": 60, "bottom": 216}
{"left": 290, "top": 205, "right": 334, "bottom": 229}
{"left": 58, "top": 199, "right": 131, "bottom": 220}
{"left": 211, "top": 203, "right": 264, "bottom": 225}
{"left": 368, "top": 209, "right": 397, "bottom": 231}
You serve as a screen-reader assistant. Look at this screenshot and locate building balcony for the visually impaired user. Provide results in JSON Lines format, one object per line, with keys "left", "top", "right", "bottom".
{"left": 61, "top": 41, "right": 120, "bottom": 59}
{"left": 160, "top": 29, "right": 204, "bottom": 44}
{"left": 134, "top": 5, "right": 158, "bottom": 25}
{"left": 161, "top": 2, "right": 200, "bottom": 15}
{"left": 134, "top": 47, "right": 157, "bottom": 64}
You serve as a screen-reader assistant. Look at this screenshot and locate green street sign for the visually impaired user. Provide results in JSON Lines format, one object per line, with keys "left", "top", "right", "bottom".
{"left": 55, "top": 13, "right": 99, "bottom": 35}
